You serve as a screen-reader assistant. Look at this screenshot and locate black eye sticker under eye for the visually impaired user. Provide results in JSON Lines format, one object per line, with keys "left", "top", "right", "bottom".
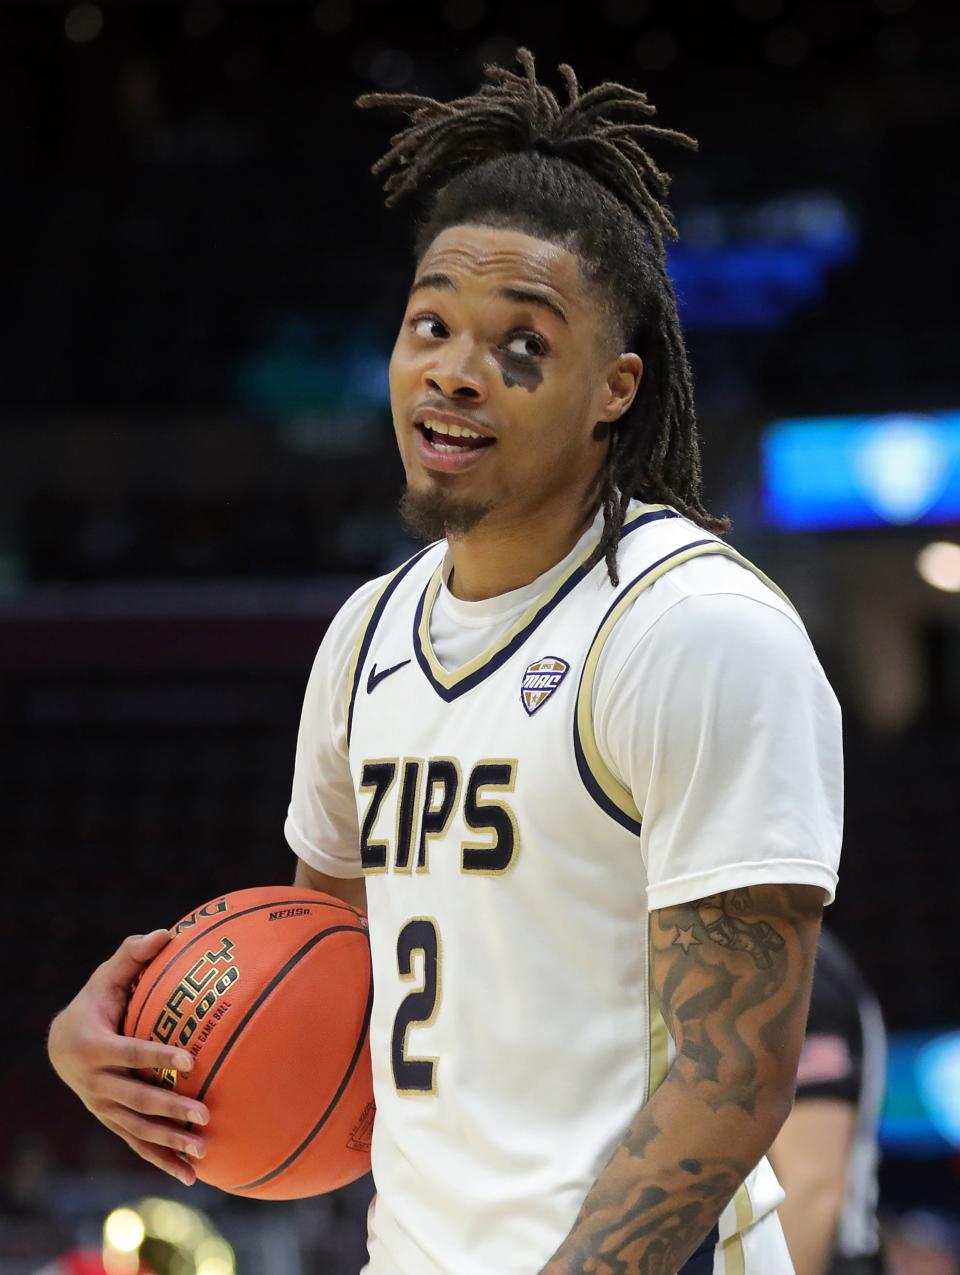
{"left": 493, "top": 348, "right": 543, "bottom": 393}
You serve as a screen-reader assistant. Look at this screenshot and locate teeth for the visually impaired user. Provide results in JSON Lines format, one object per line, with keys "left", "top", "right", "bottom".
{"left": 422, "top": 418, "right": 484, "bottom": 440}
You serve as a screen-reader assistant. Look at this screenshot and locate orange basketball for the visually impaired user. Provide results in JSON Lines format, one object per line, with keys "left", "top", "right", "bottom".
{"left": 123, "top": 886, "right": 374, "bottom": 1199}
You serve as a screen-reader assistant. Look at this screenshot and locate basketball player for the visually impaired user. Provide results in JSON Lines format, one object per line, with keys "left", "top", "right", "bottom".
{"left": 771, "top": 930, "right": 887, "bottom": 1275}
{"left": 48, "top": 51, "right": 843, "bottom": 1275}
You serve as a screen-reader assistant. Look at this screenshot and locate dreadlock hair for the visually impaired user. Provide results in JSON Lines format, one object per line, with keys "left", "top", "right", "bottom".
{"left": 356, "top": 48, "right": 730, "bottom": 586}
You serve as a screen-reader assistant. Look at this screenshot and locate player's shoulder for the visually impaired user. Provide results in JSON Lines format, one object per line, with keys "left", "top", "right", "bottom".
{"left": 593, "top": 524, "right": 840, "bottom": 754}
{"left": 329, "top": 543, "right": 440, "bottom": 636}
{"left": 599, "top": 506, "right": 823, "bottom": 694}
{"left": 330, "top": 568, "right": 397, "bottom": 637}
{"left": 615, "top": 504, "right": 808, "bottom": 646}
{"left": 319, "top": 541, "right": 442, "bottom": 673}
{"left": 302, "top": 549, "right": 436, "bottom": 708}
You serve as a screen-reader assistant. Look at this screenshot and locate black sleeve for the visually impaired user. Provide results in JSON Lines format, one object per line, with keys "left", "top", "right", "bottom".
{"left": 795, "top": 931, "right": 864, "bottom": 1105}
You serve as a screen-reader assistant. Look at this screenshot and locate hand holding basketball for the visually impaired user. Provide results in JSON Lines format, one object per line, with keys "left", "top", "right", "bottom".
{"left": 122, "top": 887, "right": 375, "bottom": 1199}
{"left": 47, "top": 928, "right": 211, "bottom": 1186}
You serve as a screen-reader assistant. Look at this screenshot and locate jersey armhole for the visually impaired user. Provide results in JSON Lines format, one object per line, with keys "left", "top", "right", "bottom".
{"left": 573, "top": 539, "right": 799, "bottom": 837}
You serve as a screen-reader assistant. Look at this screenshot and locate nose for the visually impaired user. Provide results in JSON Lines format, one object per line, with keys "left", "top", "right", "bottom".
{"left": 423, "top": 334, "right": 487, "bottom": 402}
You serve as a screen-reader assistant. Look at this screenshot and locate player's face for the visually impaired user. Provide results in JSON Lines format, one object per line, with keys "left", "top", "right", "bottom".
{"left": 389, "top": 223, "right": 640, "bottom": 540}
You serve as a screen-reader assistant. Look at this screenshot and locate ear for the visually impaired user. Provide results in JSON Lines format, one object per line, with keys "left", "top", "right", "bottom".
{"left": 594, "top": 352, "right": 643, "bottom": 425}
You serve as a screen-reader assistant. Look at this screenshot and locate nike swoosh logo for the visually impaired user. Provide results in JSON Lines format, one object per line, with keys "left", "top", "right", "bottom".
{"left": 366, "top": 659, "right": 411, "bottom": 694}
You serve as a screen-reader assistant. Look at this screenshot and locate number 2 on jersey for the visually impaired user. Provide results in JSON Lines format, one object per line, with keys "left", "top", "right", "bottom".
{"left": 392, "top": 917, "right": 441, "bottom": 1095}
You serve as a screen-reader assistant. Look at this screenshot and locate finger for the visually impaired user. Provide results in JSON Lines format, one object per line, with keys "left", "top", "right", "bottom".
{"left": 102, "top": 1114, "right": 197, "bottom": 1184}
{"left": 94, "top": 930, "right": 173, "bottom": 996}
{"left": 97, "top": 1072, "right": 209, "bottom": 1127}
{"left": 110, "top": 1124, "right": 198, "bottom": 1186}
{"left": 88, "top": 1031, "right": 194, "bottom": 1077}
{"left": 104, "top": 1106, "right": 208, "bottom": 1160}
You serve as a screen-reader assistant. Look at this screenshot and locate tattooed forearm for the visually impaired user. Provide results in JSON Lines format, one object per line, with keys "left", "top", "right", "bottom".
{"left": 539, "top": 884, "right": 824, "bottom": 1275}
{"left": 549, "top": 1105, "right": 748, "bottom": 1275}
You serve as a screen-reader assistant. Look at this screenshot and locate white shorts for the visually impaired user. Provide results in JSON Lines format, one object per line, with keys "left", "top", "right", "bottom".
{"left": 708, "top": 1209, "right": 795, "bottom": 1275}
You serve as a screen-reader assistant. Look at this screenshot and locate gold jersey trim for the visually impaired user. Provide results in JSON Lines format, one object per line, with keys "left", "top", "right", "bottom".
{"left": 574, "top": 541, "right": 798, "bottom": 834}
{"left": 413, "top": 504, "right": 676, "bottom": 695}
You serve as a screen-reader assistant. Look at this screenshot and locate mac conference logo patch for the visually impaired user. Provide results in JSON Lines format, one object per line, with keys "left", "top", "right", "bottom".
{"left": 520, "top": 656, "right": 570, "bottom": 716}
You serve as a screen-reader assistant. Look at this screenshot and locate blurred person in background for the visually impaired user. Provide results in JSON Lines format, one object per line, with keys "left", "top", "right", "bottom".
{"left": 883, "top": 1213, "right": 960, "bottom": 1275}
{"left": 30, "top": 1256, "right": 114, "bottom": 1275}
{"left": 771, "top": 929, "right": 888, "bottom": 1275}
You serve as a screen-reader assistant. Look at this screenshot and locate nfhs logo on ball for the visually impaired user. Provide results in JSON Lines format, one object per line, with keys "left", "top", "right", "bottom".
{"left": 520, "top": 656, "right": 570, "bottom": 716}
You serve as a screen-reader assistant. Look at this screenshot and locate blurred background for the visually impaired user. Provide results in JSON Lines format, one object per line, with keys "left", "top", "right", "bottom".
{"left": 1, "top": 0, "right": 958, "bottom": 1271}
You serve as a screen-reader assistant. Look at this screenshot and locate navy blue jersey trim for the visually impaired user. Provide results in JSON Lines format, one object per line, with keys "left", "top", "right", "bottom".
{"left": 413, "top": 508, "right": 681, "bottom": 703}
{"left": 572, "top": 718, "right": 645, "bottom": 837}
{"left": 677, "top": 1224, "right": 720, "bottom": 1274}
{"left": 346, "top": 544, "right": 435, "bottom": 746}
{"left": 572, "top": 538, "right": 716, "bottom": 837}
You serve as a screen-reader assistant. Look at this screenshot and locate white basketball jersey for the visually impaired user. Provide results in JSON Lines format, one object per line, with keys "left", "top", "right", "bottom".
{"left": 346, "top": 505, "right": 790, "bottom": 1275}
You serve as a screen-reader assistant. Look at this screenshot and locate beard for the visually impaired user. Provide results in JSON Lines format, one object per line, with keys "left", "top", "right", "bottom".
{"left": 399, "top": 483, "right": 494, "bottom": 543}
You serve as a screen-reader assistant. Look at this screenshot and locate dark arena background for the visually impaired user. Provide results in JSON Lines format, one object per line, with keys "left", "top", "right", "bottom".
{"left": 2, "top": 1, "right": 959, "bottom": 1272}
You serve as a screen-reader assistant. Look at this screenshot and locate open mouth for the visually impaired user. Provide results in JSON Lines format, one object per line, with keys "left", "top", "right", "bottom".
{"left": 416, "top": 420, "right": 496, "bottom": 454}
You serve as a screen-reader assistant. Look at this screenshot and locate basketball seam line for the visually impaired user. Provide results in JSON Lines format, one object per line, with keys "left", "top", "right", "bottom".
{"left": 127, "top": 896, "right": 363, "bottom": 1038}
{"left": 229, "top": 942, "right": 376, "bottom": 1192}
{"left": 195, "top": 922, "right": 368, "bottom": 1106}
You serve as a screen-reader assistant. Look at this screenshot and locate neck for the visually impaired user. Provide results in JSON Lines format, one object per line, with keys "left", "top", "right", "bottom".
{"left": 446, "top": 491, "right": 600, "bottom": 601}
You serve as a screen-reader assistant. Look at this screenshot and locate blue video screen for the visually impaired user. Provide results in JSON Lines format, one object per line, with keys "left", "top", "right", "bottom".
{"left": 761, "top": 411, "right": 960, "bottom": 531}
{"left": 881, "top": 1029, "right": 960, "bottom": 1156}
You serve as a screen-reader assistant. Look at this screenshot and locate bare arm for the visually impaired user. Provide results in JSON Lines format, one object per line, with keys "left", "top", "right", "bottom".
{"left": 293, "top": 857, "right": 367, "bottom": 912}
{"left": 540, "top": 884, "right": 824, "bottom": 1275}
{"left": 769, "top": 1099, "right": 856, "bottom": 1275}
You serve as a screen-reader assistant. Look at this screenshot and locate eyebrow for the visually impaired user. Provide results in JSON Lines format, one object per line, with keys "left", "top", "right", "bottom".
{"left": 409, "top": 271, "right": 569, "bottom": 324}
